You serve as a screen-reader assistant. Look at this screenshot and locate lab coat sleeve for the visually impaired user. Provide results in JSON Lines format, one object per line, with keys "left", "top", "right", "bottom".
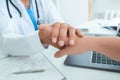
{"left": 44, "top": 0, "right": 64, "bottom": 24}
{"left": 1, "top": 31, "right": 45, "bottom": 56}
{"left": 0, "top": 15, "right": 45, "bottom": 56}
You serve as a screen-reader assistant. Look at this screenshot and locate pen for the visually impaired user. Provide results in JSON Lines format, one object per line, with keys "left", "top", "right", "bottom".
{"left": 12, "top": 69, "right": 45, "bottom": 74}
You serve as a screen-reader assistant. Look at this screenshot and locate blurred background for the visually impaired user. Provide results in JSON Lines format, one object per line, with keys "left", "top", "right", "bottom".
{"left": 52, "top": 0, "right": 120, "bottom": 26}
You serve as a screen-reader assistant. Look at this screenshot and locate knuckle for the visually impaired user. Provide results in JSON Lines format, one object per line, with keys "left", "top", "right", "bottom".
{"left": 68, "top": 25, "right": 73, "bottom": 28}
{"left": 69, "top": 27, "right": 75, "bottom": 32}
{"left": 52, "top": 34, "right": 57, "bottom": 38}
{"left": 53, "top": 23, "right": 60, "bottom": 28}
{"left": 60, "top": 24, "right": 68, "bottom": 29}
{"left": 69, "top": 34, "right": 74, "bottom": 39}
{"left": 69, "top": 31, "right": 75, "bottom": 38}
{"left": 52, "top": 31, "right": 58, "bottom": 38}
{"left": 70, "top": 30, "right": 75, "bottom": 35}
{"left": 60, "top": 34, "right": 66, "bottom": 39}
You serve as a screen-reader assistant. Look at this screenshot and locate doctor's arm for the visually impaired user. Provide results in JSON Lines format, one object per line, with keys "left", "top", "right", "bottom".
{"left": 55, "top": 36, "right": 120, "bottom": 61}
{"left": 0, "top": 14, "right": 45, "bottom": 56}
{"left": 0, "top": 32, "right": 45, "bottom": 56}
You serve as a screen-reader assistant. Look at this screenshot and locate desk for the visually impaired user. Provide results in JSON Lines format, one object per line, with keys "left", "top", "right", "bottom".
{"left": 44, "top": 46, "right": 120, "bottom": 80}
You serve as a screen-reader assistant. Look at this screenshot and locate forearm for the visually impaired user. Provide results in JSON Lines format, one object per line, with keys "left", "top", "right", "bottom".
{"left": 1, "top": 32, "right": 44, "bottom": 56}
{"left": 87, "top": 36, "right": 120, "bottom": 61}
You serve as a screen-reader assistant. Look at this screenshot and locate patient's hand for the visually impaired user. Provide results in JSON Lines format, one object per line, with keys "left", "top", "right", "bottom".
{"left": 54, "top": 36, "right": 94, "bottom": 58}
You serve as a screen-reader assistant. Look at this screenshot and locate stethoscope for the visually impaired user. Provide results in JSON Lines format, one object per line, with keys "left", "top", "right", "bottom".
{"left": 6, "top": 0, "right": 44, "bottom": 25}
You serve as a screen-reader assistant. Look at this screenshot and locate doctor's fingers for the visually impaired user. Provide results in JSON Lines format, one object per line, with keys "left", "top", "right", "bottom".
{"left": 68, "top": 26, "right": 76, "bottom": 46}
{"left": 58, "top": 23, "right": 68, "bottom": 47}
{"left": 51, "top": 23, "right": 61, "bottom": 44}
{"left": 76, "top": 29, "right": 84, "bottom": 37}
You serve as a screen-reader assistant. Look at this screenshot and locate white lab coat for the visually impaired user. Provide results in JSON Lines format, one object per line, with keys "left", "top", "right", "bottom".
{"left": 0, "top": 0, "right": 64, "bottom": 56}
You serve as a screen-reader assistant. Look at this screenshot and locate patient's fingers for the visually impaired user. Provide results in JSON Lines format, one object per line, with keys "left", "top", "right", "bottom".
{"left": 54, "top": 47, "right": 73, "bottom": 58}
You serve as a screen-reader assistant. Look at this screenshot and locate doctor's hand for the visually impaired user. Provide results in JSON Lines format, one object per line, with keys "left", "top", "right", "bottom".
{"left": 39, "top": 22, "right": 83, "bottom": 47}
{"left": 39, "top": 24, "right": 64, "bottom": 49}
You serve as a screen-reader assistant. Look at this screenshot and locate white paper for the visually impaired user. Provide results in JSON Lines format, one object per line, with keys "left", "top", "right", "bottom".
{"left": 0, "top": 53, "right": 65, "bottom": 80}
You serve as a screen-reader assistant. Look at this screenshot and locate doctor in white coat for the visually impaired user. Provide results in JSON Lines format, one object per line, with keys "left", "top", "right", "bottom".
{"left": 0, "top": 0, "right": 78, "bottom": 56}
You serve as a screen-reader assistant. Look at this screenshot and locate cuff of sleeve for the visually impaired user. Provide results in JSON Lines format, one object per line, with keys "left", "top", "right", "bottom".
{"left": 43, "top": 43, "right": 49, "bottom": 49}
{"left": 28, "top": 31, "right": 45, "bottom": 53}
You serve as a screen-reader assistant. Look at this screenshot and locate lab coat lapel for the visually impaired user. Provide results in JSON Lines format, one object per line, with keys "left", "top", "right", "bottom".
{"left": 14, "top": 0, "right": 35, "bottom": 34}
{"left": 32, "top": 0, "right": 46, "bottom": 24}
{"left": 32, "top": 0, "right": 37, "bottom": 21}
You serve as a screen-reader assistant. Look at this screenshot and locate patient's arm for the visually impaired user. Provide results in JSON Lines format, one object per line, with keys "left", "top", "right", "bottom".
{"left": 90, "top": 36, "right": 120, "bottom": 61}
{"left": 39, "top": 25, "right": 120, "bottom": 61}
{"left": 55, "top": 36, "right": 120, "bottom": 61}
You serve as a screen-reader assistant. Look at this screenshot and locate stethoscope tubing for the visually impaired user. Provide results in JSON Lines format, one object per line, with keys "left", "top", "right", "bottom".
{"left": 6, "top": 0, "right": 39, "bottom": 19}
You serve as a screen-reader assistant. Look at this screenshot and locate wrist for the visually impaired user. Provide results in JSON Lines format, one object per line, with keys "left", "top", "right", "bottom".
{"left": 38, "top": 31, "right": 50, "bottom": 44}
{"left": 38, "top": 31, "right": 45, "bottom": 43}
{"left": 83, "top": 36, "right": 98, "bottom": 51}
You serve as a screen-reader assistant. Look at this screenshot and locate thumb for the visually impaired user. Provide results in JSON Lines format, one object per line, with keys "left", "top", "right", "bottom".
{"left": 39, "top": 24, "right": 52, "bottom": 31}
{"left": 38, "top": 24, "right": 46, "bottom": 31}
{"left": 39, "top": 24, "right": 52, "bottom": 33}
{"left": 54, "top": 47, "right": 73, "bottom": 58}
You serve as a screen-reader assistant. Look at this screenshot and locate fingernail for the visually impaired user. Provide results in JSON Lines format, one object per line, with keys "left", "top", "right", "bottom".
{"left": 69, "top": 40, "right": 75, "bottom": 46}
{"left": 52, "top": 38, "right": 57, "bottom": 43}
{"left": 59, "top": 41, "right": 64, "bottom": 46}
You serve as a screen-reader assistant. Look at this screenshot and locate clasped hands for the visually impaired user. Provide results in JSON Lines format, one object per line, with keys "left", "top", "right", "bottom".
{"left": 39, "top": 22, "right": 87, "bottom": 58}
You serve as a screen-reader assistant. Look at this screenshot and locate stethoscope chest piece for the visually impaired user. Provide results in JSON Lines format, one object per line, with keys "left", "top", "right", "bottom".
{"left": 37, "top": 19, "right": 44, "bottom": 25}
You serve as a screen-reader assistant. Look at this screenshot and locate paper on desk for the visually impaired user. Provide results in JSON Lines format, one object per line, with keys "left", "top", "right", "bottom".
{"left": 0, "top": 53, "right": 65, "bottom": 80}
{"left": 77, "top": 19, "right": 120, "bottom": 29}
{"left": 76, "top": 19, "right": 117, "bottom": 35}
